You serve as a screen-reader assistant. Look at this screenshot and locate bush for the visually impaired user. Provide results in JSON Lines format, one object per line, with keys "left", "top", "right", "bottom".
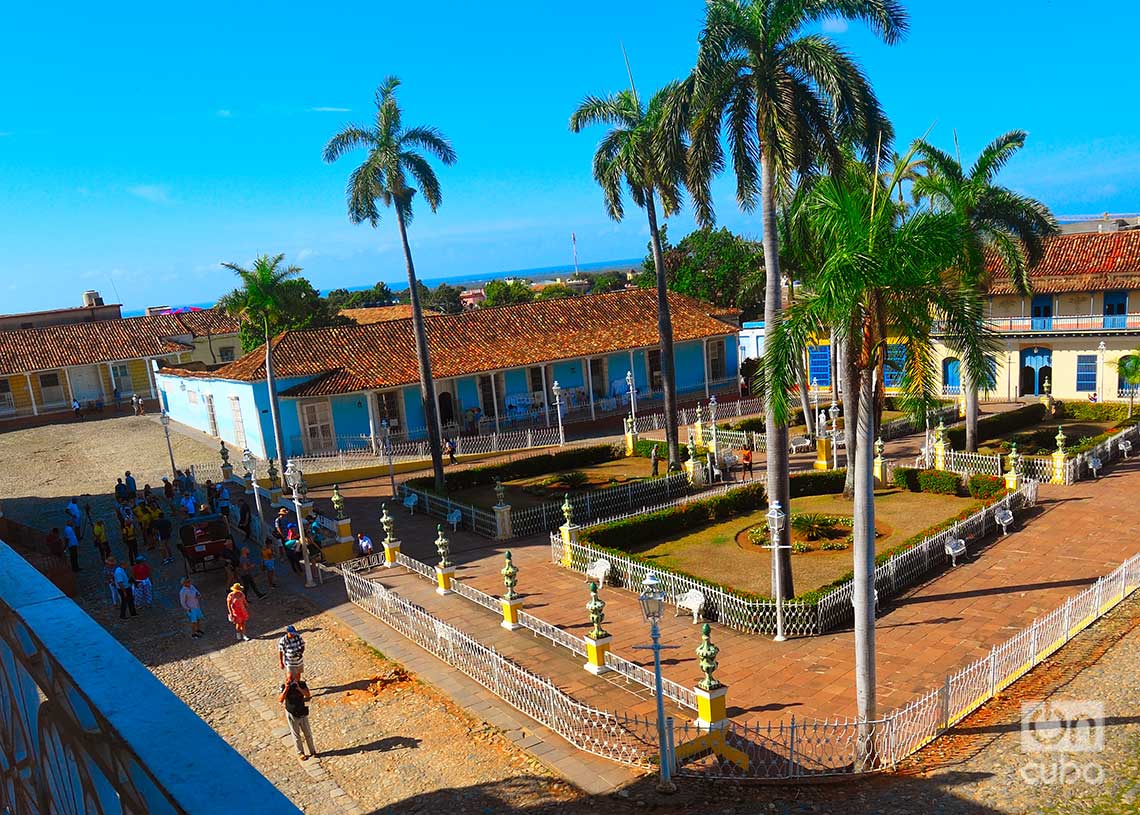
{"left": 791, "top": 513, "right": 838, "bottom": 541}
{"left": 789, "top": 469, "right": 846, "bottom": 497}
{"left": 1056, "top": 401, "right": 1136, "bottom": 424}
{"left": 892, "top": 467, "right": 920, "bottom": 492}
{"left": 555, "top": 471, "right": 590, "bottom": 489}
{"left": 791, "top": 541, "right": 812, "bottom": 553}
{"left": 631, "top": 438, "right": 695, "bottom": 461}
{"left": 408, "top": 444, "right": 616, "bottom": 494}
{"left": 820, "top": 539, "right": 850, "bottom": 551}
{"left": 946, "top": 403, "right": 1046, "bottom": 448}
{"left": 967, "top": 474, "right": 1006, "bottom": 500}
{"left": 917, "top": 469, "right": 961, "bottom": 495}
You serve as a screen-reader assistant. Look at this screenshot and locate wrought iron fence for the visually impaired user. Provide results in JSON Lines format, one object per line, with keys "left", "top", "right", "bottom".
{"left": 510, "top": 473, "right": 693, "bottom": 538}
{"left": 397, "top": 485, "right": 500, "bottom": 537}
{"left": 943, "top": 449, "right": 1003, "bottom": 477}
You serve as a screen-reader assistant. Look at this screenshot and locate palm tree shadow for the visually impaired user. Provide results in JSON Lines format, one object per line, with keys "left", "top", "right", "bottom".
{"left": 318, "top": 736, "right": 421, "bottom": 758}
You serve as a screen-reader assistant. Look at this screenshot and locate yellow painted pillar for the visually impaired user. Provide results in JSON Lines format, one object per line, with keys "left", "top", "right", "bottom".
{"left": 957, "top": 393, "right": 966, "bottom": 418}
{"left": 1051, "top": 450, "right": 1066, "bottom": 484}
{"left": 695, "top": 685, "right": 729, "bottom": 729}
{"left": 583, "top": 635, "right": 612, "bottom": 674}
{"left": 501, "top": 597, "right": 524, "bottom": 630}
{"left": 1004, "top": 469, "right": 1021, "bottom": 490}
{"left": 813, "top": 437, "right": 833, "bottom": 471}
{"left": 435, "top": 564, "right": 456, "bottom": 594}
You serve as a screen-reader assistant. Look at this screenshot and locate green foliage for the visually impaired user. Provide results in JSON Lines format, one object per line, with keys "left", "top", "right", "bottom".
{"left": 820, "top": 539, "right": 850, "bottom": 551}
{"left": 407, "top": 445, "right": 616, "bottom": 494}
{"left": 585, "top": 271, "right": 628, "bottom": 294}
{"left": 1055, "top": 401, "right": 1135, "bottom": 424}
{"left": 788, "top": 469, "right": 845, "bottom": 497}
{"left": 638, "top": 226, "right": 765, "bottom": 318}
{"left": 728, "top": 407, "right": 804, "bottom": 433}
{"left": 481, "top": 280, "right": 536, "bottom": 308}
{"left": 554, "top": 471, "right": 590, "bottom": 489}
{"left": 967, "top": 474, "right": 1006, "bottom": 500}
{"left": 892, "top": 467, "right": 920, "bottom": 492}
{"left": 393, "top": 281, "right": 464, "bottom": 314}
{"left": 916, "top": 469, "right": 961, "bottom": 496}
{"left": 632, "top": 438, "right": 695, "bottom": 461}
{"left": 790, "top": 513, "right": 838, "bottom": 541}
{"left": 945, "top": 403, "right": 1047, "bottom": 448}
{"left": 325, "top": 282, "right": 397, "bottom": 311}
{"left": 791, "top": 541, "right": 812, "bottom": 553}
{"left": 535, "top": 284, "right": 576, "bottom": 301}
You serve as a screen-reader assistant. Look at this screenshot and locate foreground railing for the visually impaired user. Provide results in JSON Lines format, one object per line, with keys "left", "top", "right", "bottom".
{"left": 0, "top": 541, "right": 297, "bottom": 814}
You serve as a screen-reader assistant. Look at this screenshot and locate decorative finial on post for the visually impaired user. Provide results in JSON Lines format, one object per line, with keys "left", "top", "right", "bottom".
{"left": 695, "top": 403, "right": 704, "bottom": 425}
{"left": 267, "top": 458, "right": 280, "bottom": 489}
{"left": 874, "top": 436, "right": 884, "bottom": 458}
{"left": 380, "top": 503, "right": 394, "bottom": 544}
{"left": 219, "top": 440, "right": 230, "bottom": 465}
{"left": 1008, "top": 442, "right": 1021, "bottom": 474}
{"left": 494, "top": 477, "right": 506, "bottom": 508}
{"left": 1055, "top": 426, "right": 1067, "bottom": 454}
{"left": 935, "top": 419, "right": 945, "bottom": 444}
{"left": 501, "top": 550, "right": 519, "bottom": 601}
{"left": 696, "top": 623, "right": 722, "bottom": 691}
{"left": 586, "top": 581, "right": 608, "bottom": 639}
{"left": 561, "top": 493, "right": 574, "bottom": 526}
{"left": 434, "top": 524, "right": 451, "bottom": 568}
{"left": 331, "top": 484, "right": 346, "bottom": 520}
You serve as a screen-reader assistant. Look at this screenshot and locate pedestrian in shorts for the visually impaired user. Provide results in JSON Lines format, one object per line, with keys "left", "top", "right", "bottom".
{"left": 179, "top": 577, "right": 204, "bottom": 638}
{"left": 278, "top": 625, "right": 305, "bottom": 679}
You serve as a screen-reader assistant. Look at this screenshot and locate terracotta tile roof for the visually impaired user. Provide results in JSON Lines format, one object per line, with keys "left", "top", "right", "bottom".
{"left": 172, "top": 308, "right": 241, "bottom": 336}
{"left": 987, "top": 231, "right": 1140, "bottom": 295}
{"left": 188, "top": 289, "right": 737, "bottom": 396}
{"left": 0, "top": 315, "right": 192, "bottom": 374}
{"left": 339, "top": 305, "right": 439, "bottom": 323}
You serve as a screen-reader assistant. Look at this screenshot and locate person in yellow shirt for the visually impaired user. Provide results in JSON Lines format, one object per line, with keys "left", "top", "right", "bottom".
{"left": 92, "top": 520, "right": 110, "bottom": 559}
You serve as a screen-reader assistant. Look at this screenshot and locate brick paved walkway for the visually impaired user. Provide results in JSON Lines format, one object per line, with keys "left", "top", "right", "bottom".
{"left": 311, "top": 445, "right": 1140, "bottom": 734}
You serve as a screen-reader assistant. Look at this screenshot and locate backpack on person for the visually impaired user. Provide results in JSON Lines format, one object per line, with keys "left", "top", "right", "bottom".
{"left": 283, "top": 682, "right": 309, "bottom": 717}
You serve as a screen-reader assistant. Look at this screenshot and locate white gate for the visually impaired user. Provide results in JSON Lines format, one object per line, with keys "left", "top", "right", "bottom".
{"left": 67, "top": 365, "right": 103, "bottom": 402}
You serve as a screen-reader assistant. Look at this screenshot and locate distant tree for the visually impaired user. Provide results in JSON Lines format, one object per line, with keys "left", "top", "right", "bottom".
{"left": 481, "top": 280, "right": 535, "bottom": 308}
{"left": 325, "top": 281, "right": 397, "bottom": 311}
{"left": 1114, "top": 353, "right": 1140, "bottom": 417}
{"left": 640, "top": 226, "right": 765, "bottom": 319}
{"left": 536, "top": 283, "right": 576, "bottom": 301}
{"left": 395, "top": 281, "right": 464, "bottom": 314}
{"left": 586, "top": 270, "right": 628, "bottom": 294}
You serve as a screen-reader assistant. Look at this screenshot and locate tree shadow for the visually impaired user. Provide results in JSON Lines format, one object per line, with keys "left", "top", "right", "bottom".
{"left": 319, "top": 735, "right": 420, "bottom": 758}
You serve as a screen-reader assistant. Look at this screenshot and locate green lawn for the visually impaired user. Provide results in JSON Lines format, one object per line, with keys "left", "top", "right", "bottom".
{"left": 976, "top": 416, "right": 1117, "bottom": 456}
{"left": 446, "top": 456, "right": 664, "bottom": 510}
{"left": 627, "top": 488, "right": 978, "bottom": 597}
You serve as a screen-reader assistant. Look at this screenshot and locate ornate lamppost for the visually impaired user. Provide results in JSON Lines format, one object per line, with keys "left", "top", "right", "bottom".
{"left": 284, "top": 459, "right": 315, "bottom": 587}
{"left": 160, "top": 410, "right": 176, "bottom": 478}
{"left": 381, "top": 417, "right": 396, "bottom": 496}
{"left": 552, "top": 380, "right": 565, "bottom": 446}
{"left": 242, "top": 447, "right": 265, "bottom": 544}
{"left": 635, "top": 573, "right": 676, "bottom": 793}
{"left": 829, "top": 400, "right": 841, "bottom": 469}
{"left": 767, "top": 501, "right": 789, "bottom": 642}
{"left": 626, "top": 370, "right": 638, "bottom": 424}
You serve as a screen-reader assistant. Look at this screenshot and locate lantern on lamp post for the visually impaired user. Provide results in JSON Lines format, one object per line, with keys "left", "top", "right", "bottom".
{"left": 551, "top": 380, "right": 565, "bottom": 446}
{"left": 708, "top": 394, "right": 718, "bottom": 462}
{"left": 160, "top": 410, "right": 177, "bottom": 478}
{"left": 284, "top": 459, "right": 315, "bottom": 587}
{"left": 635, "top": 572, "right": 676, "bottom": 793}
{"left": 242, "top": 448, "right": 265, "bottom": 545}
{"left": 767, "top": 501, "right": 789, "bottom": 642}
{"left": 626, "top": 370, "right": 638, "bottom": 424}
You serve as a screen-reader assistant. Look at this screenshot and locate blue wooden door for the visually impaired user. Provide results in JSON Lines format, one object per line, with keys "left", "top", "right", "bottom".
{"left": 942, "top": 358, "right": 961, "bottom": 394}
{"left": 1031, "top": 295, "right": 1053, "bottom": 331}
{"left": 1020, "top": 347, "right": 1053, "bottom": 395}
{"left": 1104, "top": 291, "right": 1127, "bottom": 329}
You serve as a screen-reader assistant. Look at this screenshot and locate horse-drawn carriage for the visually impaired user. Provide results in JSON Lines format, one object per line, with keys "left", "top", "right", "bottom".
{"left": 178, "top": 513, "right": 232, "bottom": 577}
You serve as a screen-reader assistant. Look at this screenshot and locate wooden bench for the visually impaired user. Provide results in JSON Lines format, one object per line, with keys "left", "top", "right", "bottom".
{"left": 995, "top": 507, "right": 1015, "bottom": 536}
{"left": 789, "top": 436, "right": 812, "bottom": 454}
{"left": 945, "top": 537, "right": 967, "bottom": 567}
{"left": 586, "top": 559, "right": 611, "bottom": 588}
{"left": 675, "top": 588, "right": 706, "bottom": 624}
{"left": 403, "top": 493, "right": 418, "bottom": 514}
{"left": 446, "top": 508, "right": 463, "bottom": 531}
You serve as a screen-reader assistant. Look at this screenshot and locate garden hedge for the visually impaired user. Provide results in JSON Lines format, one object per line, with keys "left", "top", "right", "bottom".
{"left": 946, "top": 403, "right": 1046, "bottom": 448}
{"left": 968, "top": 474, "right": 1006, "bottom": 500}
{"left": 892, "top": 467, "right": 920, "bottom": 492}
{"left": 917, "top": 469, "right": 961, "bottom": 495}
{"left": 407, "top": 444, "right": 617, "bottom": 494}
{"left": 631, "top": 438, "right": 696, "bottom": 461}
{"left": 1056, "top": 401, "right": 1137, "bottom": 424}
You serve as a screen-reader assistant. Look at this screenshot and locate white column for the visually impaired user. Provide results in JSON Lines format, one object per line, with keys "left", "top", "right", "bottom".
{"left": 25, "top": 372, "right": 38, "bottom": 416}
{"left": 106, "top": 363, "right": 116, "bottom": 396}
{"left": 585, "top": 357, "right": 596, "bottom": 421}
{"left": 490, "top": 373, "right": 501, "bottom": 433}
{"left": 366, "top": 390, "right": 379, "bottom": 452}
{"left": 702, "top": 338, "right": 711, "bottom": 398}
{"left": 436, "top": 381, "right": 445, "bottom": 440}
{"left": 147, "top": 358, "right": 157, "bottom": 398}
{"left": 62, "top": 367, "right": 75, "bottom": 404}
{"left": 540, "top": 365, "right": 550, "bottom": 426}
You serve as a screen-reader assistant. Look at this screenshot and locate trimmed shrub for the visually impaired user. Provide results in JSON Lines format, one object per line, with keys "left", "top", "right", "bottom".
{"left": 554, "top": 471, "right": 590, "bottom": 489}
{"left": 1055, "top": 401, "right": 1136, "bottom": 424}
{"left": 408, "top": 444, "right": 616, "bottom": 494}
{"left": 791, "top": 513, "right": 839, "bottom": 541}
{"left": 892, "top": 467, "right": 920, "bottom": 492}
{"left": 946, "top": 403, "right": 1046, "bottom": 448}
{"left": 917, "top": 469, "right": 961, "bottom": 495}
{"left": 820, "top": 539, "right": 850, "bottom": 551}
{"left": 631, "top": 438, "right": 695, "bottom": 461}
{"left": 788, "top": 469, "right": 846, "bottom": 497}
{"left": 967, "top": 474, "right": 1006, "bottom": 500}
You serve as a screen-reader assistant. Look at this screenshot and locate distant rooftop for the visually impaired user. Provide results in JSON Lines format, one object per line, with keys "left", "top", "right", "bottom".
{"left": 1058, "top": 214, "right": 1140, "bottom": 235}
{"left": 339, "top": 305, "right": 440, "bottom": 324}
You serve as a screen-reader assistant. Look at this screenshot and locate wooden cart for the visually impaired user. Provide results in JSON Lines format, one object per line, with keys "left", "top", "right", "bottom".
{"left": 178, "top": 514, "right": 232, "bottom": 577}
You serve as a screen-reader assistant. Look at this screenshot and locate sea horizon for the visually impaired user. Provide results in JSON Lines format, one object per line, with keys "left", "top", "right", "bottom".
{"left": 122, "top": 256, "right": 642, "bottom": 316}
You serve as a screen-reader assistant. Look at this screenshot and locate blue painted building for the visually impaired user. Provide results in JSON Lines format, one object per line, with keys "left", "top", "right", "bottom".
{"left": 156, "top": 289, "right": 741, "bottom": 459}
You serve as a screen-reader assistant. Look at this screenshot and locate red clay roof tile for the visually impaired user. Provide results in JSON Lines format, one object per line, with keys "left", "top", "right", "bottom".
{"left": 987, "top": 231, "right": 1140, "bottom": 295}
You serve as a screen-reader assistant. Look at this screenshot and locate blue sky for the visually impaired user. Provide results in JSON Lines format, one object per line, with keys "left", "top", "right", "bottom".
{"left": 1, "top": 0, "right": 1136, "bottom": 313}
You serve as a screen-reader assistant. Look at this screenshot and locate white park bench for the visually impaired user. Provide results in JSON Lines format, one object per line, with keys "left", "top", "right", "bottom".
{"left": 403, "top": 493, "right": 418, "bottom": 514}
{"left": 586, "top": 559, "right": 611, "bottom": 588}
{"left": 789, "top": 436, "right": 812, "bottom": 454}
{"left": 995, "top": 507, "right": 1015, "bottom": 536}
{"left": 945, "top": 537, "right": 967, "bottom": 567}
{"left": 446, "top": 508, "right": 463, "bottom": 531}
{"left": 1089, "top": 456, "right": 1103, "bottom": 479}
{"left": 675, "top": 588, "right": 706, "bottom": 624}
{"left": 1120, "top": 439, "right": 1133, "bottom": 459}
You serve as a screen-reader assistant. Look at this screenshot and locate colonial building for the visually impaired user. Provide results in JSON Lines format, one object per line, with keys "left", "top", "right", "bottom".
{"left": 0, "top": 308, "right": 240, "bottom": 420}
{"left": 156, "top": 289, "right": 741, "bottom": 459}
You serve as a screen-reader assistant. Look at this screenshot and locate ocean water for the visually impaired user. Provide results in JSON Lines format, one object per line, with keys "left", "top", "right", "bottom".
{"left": 124, "top": 257, "right": 641, "bottom": 315}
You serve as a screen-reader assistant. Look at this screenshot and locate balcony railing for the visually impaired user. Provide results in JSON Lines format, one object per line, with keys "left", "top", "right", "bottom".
{"left": 936, "top": 313, "right": 1140, "bottom": 334}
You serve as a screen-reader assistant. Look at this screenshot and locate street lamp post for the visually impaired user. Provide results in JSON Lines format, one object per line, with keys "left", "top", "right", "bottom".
{"left": 552, "top": 381, "right": 565, "bottom": 446}
{"left": 635, "top": 573, "right": 677, "bottom": 793}
{"left": 381, "top": 418, "right": 397, "bottom": 496}
{"left": 810, "top": 377, "right": 819, "bottom": 434}
{"left": 626, "top": 370, "right": 638, "bottom": 425}
{"left": 285, "top": 460, "right": 316, "bottom": 588}
{"left": 708, "top": 394, "right": 718, "bottom": 465}
{"left": 242, "top": 448, "right": 265, "bottom": 546}
{"left": 830, "top": 400, "right": 842, "bottom": 468}
{"left": 160, "top": 411, "right": 176, "bottom": 478}
{"left": 1098, "top": 341, "right": 1106, "bottom": 399}
{"left": 767, "top": 501, "right": 789, "bottom": 641}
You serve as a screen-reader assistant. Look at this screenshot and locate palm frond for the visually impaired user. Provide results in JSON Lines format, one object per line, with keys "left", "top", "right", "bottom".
{"left": 969, "top": 129, "right": 1027, "bottom": 184}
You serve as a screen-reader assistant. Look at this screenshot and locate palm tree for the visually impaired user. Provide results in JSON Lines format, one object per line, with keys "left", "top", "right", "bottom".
{"left": 914, "top": 130, "right": 1058, "bottom": 451}
{"left": 323, "top": 76, "right": 456, "bottom": 492}
{"left": 764, "top": 155, "right": 985, "bottom": 759}
{"left": 687, "top": 0, "right": 908, "bottom": 600}
{"left": 1114, "top": 353, "right": 1140, "bottom": 417}
{"left": 217, "top": 254, "right": 301, "bottom": 464}
{"left": 570, "top": 84, "right": 686, "bottom": 471}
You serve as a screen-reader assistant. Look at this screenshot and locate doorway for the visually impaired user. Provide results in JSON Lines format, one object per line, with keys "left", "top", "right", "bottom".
{"left": 1019, "top": 347, "right": 1053, "bottom": 396}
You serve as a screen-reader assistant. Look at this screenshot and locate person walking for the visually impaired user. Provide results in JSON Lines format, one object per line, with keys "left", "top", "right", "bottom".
{"left": 124, "top": 471, "right": 138, "bottom": 503}
{"left": 179, "top": 577, "right": 205, "bottom": 638}
{"left": 217, "top": 483, "right": 231, "bottom": 519}
{"left": 238, "top": 501, "right": 252, "bottom": 542}
{"left": 279, "top": 676, "right": 316, "bottom": 760}
{"left": 113, "top": 558, "right": 137, "bottom": 619}
{"left": 239, "top": 546, "right": 267, "bottom": 598}
{"left": 445, "top": 437, "right": 458, "bottom": 465}
{"left": 278, "top": 625, "right": 305, "bottom": 679}
{"left": 72, "top": 398, "right": 83, "bottom": 419}
{"left": 741, "top": 447, "right": 754, "bottom": 482}
{"left": 103, "top": 556, "right": 119, "bottom": 605}
{"left": 650, "top": 444, "right": 660, "bottom": 477}
{"left": 62, "top": 522, "right": 80, "bottom": 572}
{"left": 226, "top": 583, "right": 250, "bottom": 641}
{"left": 92, "top": 519, "right": 110, "bottom": 559}
{"left": 261, "top": 538, "right": 277, "bottom": 588}
{"left": 131, "top": 557, "right": 153, "bottom": 607}
{"left": 155, "top": 512, "right": 174, "bottom": 564}
{"left": 162, "top": 476, "right": 175, "bottom": 507}
{"left": 65, "top": 497, "right": 82, "bottom": 529}
{"left": 121, "top": 519, "right": 139, "bottom": 564}
{"left": 113, "top": 386, "right": 122, "bottom": 411}
{"left": 355, "top": 532, "right": 373, "bottom": 557}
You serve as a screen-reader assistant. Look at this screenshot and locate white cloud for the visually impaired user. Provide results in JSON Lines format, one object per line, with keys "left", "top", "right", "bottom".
{"left": 821, "top": 18, "right": 848, "bottom": 34}
{"left": 216, "top": 109, "right": 233, "bottom": 118}
{"left": 127, "top": 184, "right": 172, "bottom": 204}
{"left": 296, "top": 248, "right": 317, "bottom": 261}
{"left": 307, "top": 106, "right": 351, "bottom": 113}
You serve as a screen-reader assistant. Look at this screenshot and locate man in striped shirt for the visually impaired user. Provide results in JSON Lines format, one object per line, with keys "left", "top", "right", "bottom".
{"left": 278, "top": 626, "right": 305, "bottom": 679}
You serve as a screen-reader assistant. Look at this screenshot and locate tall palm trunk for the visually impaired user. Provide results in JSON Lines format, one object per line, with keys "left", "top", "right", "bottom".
{"left": 841, "top": 331, "right": 860, "bottom": 499}
{"left": 263, "top": 316, "right": 287, "bottom": 465}
{"left": 645, "top": 191, "right": 681, "bottom": 471}
{"left": 395, "top": 207, "right": 446, "bottom": 492}
{"left": 852, "top": 362, "right": 878, "bottom": 766}
{"left": 964, "top": 367, "right": 979, "bottom": 451}
{"left": 759, "top": 151, "right": 793, "bottom": 599}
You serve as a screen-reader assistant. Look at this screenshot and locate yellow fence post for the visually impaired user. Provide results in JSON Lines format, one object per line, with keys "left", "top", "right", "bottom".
{"left": 1051, "top": 426, "right": 1067, "bottom": 485}
{"left": 1004, "top": 443, "right": 1022, "bottom": 491}
{"left": 433, "top": 525, "right": 455, "bottom": 595}
{"left": 500, "top": 551, "right": 524, "bottom": 630}
{"left": 933, "top": 420, "right": 947, "bottom": 471}
{"left": 582, "top": 582, "right": 612, "bottom": 674}
{"left": 674, "top": 624, "right": 749, "bottom": 770}
{"left": 872, "top": 437, "right": 885, "bottom": 484}
{"left": 559, "top": 494, "right": 578, "bottom": 568}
